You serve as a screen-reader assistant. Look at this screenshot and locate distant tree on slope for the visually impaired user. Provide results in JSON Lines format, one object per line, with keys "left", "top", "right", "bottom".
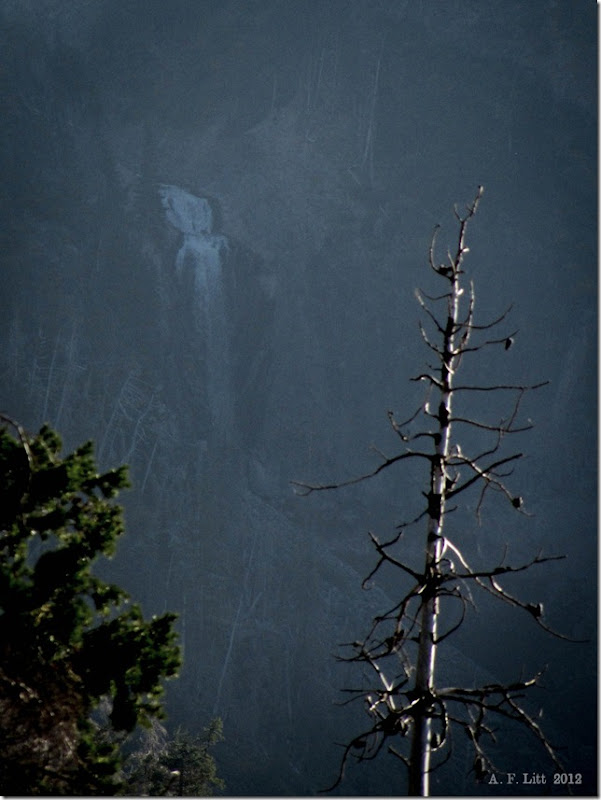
{"left": 294, "top": 188, "right": 575, "bottom": 796}
{"left": 123, "top": 717, "right": 225, "bottom": 796}
{"left": 0, "top": 416, "right": 181, "bottom": 795}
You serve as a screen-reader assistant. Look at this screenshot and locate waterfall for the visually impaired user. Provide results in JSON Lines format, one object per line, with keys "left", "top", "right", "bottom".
{"left": 159, "top": 184, "right": 233, "bottom": 441}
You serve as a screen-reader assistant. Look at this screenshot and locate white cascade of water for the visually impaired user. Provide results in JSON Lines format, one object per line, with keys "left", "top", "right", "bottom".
{"left": 159, "top": 184, "right": 233, "bottom": 441}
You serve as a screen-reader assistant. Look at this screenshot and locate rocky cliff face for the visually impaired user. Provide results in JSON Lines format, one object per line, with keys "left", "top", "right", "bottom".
{"left": 1, "top": 1, "right": 596, "bottom": 794}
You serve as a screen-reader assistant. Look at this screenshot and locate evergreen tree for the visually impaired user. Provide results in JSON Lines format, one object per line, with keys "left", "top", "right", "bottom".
{"left": 0, "top": 415, "right": 181, "bottom": 795}
{"left": 123, "top": 718, "right": 225, "bottom": 796}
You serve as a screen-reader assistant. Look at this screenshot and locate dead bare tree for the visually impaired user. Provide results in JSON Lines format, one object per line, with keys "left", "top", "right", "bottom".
{"left": 293, "top": 188, "right": 574, "bottom": 796}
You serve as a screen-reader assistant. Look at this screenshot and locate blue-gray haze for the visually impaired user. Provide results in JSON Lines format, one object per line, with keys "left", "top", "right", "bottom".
{"left": 0, "top": 1, "right": 596, "bottom": 795}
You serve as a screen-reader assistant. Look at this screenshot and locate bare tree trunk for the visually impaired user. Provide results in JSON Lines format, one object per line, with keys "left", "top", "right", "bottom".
{"left": 295, "top": 188, "right": 568, "bottom": 795}
{"left": 408, "top": 244, "right": 462, "bottom": 795}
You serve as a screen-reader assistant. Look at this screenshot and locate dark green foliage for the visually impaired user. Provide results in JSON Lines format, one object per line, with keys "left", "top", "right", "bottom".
{"left": 123, "top": 718, "right": 225, "bottom": 796}
{"left": 0, "top": 418, "right": 181, "bottom": 795}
